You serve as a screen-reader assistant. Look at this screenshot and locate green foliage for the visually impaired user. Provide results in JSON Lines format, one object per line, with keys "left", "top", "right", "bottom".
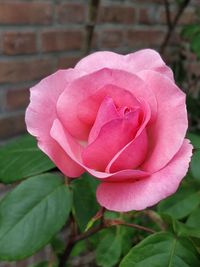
{"left": 72, "top": 173, "right": 100, "bottom": 231}
{"left": 96, "top": 231, "right": 122, "bottom": 267}
{"left": 120, "top": 232, "right": 200, "bottom": 267}
{"left": 158, "top": 185, "right": 200, "bottom": 219}
{"left": 0, "top": 174, "right": 72, "bottom": 261}
{"left": 51, "top": 235, "right": 65, "bottom": 255}
{"left": 182, "top": 25, "right": 200, "bottom": 59}
{"left": 29, "top": 262, "right": 49, "bottom": 267}
{"left": 0, "top": 135, "right": 55, "bottom": 183}
{"left": 188, "top": 133, "right": 200, "bottom": 181}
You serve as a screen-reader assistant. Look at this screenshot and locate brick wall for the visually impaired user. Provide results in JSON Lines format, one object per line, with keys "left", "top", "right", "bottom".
{"left": 0, "top": 0, "right": 199, "bottom": 142}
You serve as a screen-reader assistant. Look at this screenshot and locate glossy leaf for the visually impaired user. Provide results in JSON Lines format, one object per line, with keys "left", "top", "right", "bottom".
{"left": 0, "top": 173, "right": 71, "bottom": 261}
{"left": 120, "top": 232, "right": 200, "bottom": 267}
{"left": 191, "top": 151, "right": 200, "bottom": 181}
{"left": 158, "top": 186, "right": 200, "bottom": 219}
{"left": 72, "top": 173, "right": 100, "bottom": 231}
{"left": 186, "top": 208, "right": 200, "bottom": 228}
{"left": 188, "top": 133, "right": 200, "bottom": 149}
{"left": 0, "top": 134, "right": 55, "bottom": 183}
{"left": 187, "top": 133, "right": 200, "bottom": 181}
{"left": 96, "top": 232, "right": 122, "bottom": 267}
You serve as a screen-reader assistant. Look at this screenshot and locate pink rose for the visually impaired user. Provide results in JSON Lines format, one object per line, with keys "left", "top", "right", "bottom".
{"left": 25, "top": 49, "right": 192, "bottom": 212}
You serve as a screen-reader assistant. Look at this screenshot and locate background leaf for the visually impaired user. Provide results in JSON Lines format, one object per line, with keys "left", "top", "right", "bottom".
{"left": 120, "top": 232, "right": 200, "bottom": 267}
{"left": 0, "top": 173, "right": 71, "bottom": 261}
{"left": 0, "top": 134, "right": 55, "bottom": 183}
{"left": 188, "top": 133, "right": 200, "bottom": 181}
{"left": 158, "top": 185, "right": 200, "bottom": 219}
{"left": 96, "top": 231, "right": 122, "bottom": 267}
{"left": 72, "top": 173, "right": 100, "bottom": 231}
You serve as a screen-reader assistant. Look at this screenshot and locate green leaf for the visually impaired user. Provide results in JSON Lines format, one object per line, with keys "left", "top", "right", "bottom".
{"left": 96, "top": 232, "right": 122, "bottom": 267}
{"left": 187, "top": 133, "right": 200, "bottom": 149}
{"left": 181, "top": 25, "right": 200, "bottom": 59}
{"left": 182, "top": 25, "right": 200, "bottom": 39}
{"left": 0, "top": 173, "right": 72, "bottom": 261}
{"left": 186, "top": 208, "right": 200, "bottom": 228}
{"left": 120, "top": 226, "right": 135, "bottom": 256}
{"left": 191, "top": 35, "right": 200, "bottom": 59}
{"left": 120, "top": 232, "right": 200, "bottom": 267}
{"left": 29, "top": 262, "right": 49, "bottom": 267}
{"left": 70, "top": 240, "right": 87, "bottom": 257}
{"left": 187, "top": 133, "right": 200, "bottom": 181}
{"left": 72, "top": 173, "right": 100, "bottom": 231}
{"left": 0, "top": 134, "right": 55, "bottom": 183}
{"left": 191, "top": 151, "right": 200, "bottom": 181}
{"left": 158, "top": 186, "right": 200, "bottom": 219}
{"left": 160, "top": 214, "right": 200, "bottom": 239}
{"left": 51, "top": 235, "right": 65, "bottom": 255}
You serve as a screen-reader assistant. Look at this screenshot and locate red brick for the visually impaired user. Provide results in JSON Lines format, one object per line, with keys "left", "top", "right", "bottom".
{"left": 101, "top": 30, "right": 123, "bottom": 48}
{"left": 56, "top": 3, "right": 86, "bottom": 24}
{"left": 139, "top": 8, "right": 158, "bottom": 24}
{"left": 41, "top": 30, "right": 83, "bottom": 52}
{"left": 98, "top": 6, "right": 136, "bottom": 24}
{"left": 58, "top": 55, "right": 81, "bottom": 69}
{"left": 0, "top": 2, "right": 52, "bottom": 25}
{"left": 0, "top": 58, "right": 55, "bottom": 83}
{"left": 186, "top": 61, "right": 200, "bottom": 76}
{"left": 3, "top": 32, "right": 36, "bottom": 55}
{"left": 126, "top": 29, "right": 166, "bottom": 48}
{"left": 6, "top": 88, "right": 29, "bottom": 111}
{"left": 0, "top": 113, "right": 26, "bottom": 140}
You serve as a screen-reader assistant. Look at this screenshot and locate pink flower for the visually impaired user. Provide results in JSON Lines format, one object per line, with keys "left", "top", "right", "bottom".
{"left": 25, "top": 49, "right": 192, "bottom": 212}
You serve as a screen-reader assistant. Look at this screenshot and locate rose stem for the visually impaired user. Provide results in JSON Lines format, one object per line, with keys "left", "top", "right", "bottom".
{"left": 160, "top": 0, "right": 191, "bottom": 55}
{"left": 58, "top": 217, "right": 155, "bottom": 267}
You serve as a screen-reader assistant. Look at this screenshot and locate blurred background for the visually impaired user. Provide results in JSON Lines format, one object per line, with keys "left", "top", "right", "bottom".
{"left": 0, "top": 0, "right": 199, "bottom": 143}
{"left": 0, "top": 0, "right": 200, "bottom": 266}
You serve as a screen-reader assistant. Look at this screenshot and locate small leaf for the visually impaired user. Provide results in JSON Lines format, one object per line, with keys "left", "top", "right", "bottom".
{"left": 161, "top": 213, "right": 200, "bottom": 239}
{"left": 96, "top": 232, "right": 122, "bottom": 267}
{"left": 158, "top": 186, "right": 200, "bottom": 219}
{"left": 186, "top": 208, "right": 200, "bottom": 229}
{"left": 0, "top": 134, "right": 55, "bottom": 183}
{"left": 70, "top": 240, "right": 87, "bottom": 257}
{"left": 120, "top": 232, "right": 200, "bottom": 267}
{"left": 51, "top": 235, "right": 65, "bottom": 255}
{"left": 29, "top": 262, "right": 49, "bottom": 267}
{"left": 191, "top": 151, "right": 200, "bottom": 181}
{"left": 0, "top": 173, "right": 72, "bottom": 261}
{"left": 72, "top": 173, "right": 100, "bottom": 231}
{"left": 187, "top": 132, "right": 200, "bottom": 149}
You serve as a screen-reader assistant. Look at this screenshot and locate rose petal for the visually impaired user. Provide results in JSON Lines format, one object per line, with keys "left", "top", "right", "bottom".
{"left": 25, "top": 70, "right": 84, "bottom": 177}
{"left": 137, "top": 70, "right": 188, "bottom": 172}
{"left": 96, "top": 139, "right": 193, "bottom": 212}
{"left": 75, "top": 49, "right": 174, "bottom": 80}
{"left": 57, "top": 68, "right": 156, "bottom": 140}
{"left": 82, "top": 110, "right": 140, "bottom": 171}
{"left": 106, "top": 100, "right": 151, "bottom": 172}
{"left": 88, "top": 96, "right": 120, "bottom": 144}
{"left": 106, "top": 130, "right": 148, "bottom": 172}
{"left": 50, "top": 118, "right": 149, "bottom": 181}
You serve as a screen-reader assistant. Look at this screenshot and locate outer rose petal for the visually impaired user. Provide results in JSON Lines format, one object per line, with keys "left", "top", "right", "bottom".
{"left": 137, "top": 70, "right": 188, "bottom": 172}
{"left": 25, "top": 69, "right": 84, "bottom": 177}
{"left": 96, "top": 139, "right": 193, "bottom": 212}
{"left": 75, "top": 49, "right": 174, "bottom": 80}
